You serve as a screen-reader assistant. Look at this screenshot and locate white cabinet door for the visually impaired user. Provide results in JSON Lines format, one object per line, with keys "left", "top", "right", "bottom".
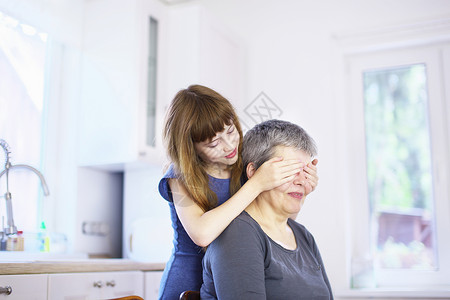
{"left": 47, "top": 271, "right": 144, "bottom": 300}
{"left": 144, "top": 271, "right": 164, "bottom": 300}
{"left": 78, "top": 0, "right": 168, "bottom": 169}
{"left": 0, "top": 274, "right": 47, "bottom": 300}
{"left": 167, "top": 4, "right": 245, "bottom": 116}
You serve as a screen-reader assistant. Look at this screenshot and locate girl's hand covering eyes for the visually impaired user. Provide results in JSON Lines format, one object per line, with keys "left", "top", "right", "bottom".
{"left": 303, "top": 159, "right": 318, "bottom": 196}
{"left": 250, "top": 157, "right": 305, "bottom": 192}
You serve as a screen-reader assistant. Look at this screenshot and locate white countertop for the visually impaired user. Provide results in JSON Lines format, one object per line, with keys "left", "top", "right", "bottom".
{"left": 0, "top": 257, "right": 165, "bottom": 275}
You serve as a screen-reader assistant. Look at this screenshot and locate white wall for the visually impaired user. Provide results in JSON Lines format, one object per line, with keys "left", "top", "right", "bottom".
{"left": 193, "top": 0, "right": 450, "bottom": 295}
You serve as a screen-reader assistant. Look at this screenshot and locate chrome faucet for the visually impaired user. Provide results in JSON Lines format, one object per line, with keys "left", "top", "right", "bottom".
{"left": 0, "top": 139, "right": 49, "bottom": 235}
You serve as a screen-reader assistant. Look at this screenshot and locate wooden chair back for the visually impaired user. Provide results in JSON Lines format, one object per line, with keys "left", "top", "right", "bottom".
{"left": 179, "top": 290, "right": 200, "bottom": 300}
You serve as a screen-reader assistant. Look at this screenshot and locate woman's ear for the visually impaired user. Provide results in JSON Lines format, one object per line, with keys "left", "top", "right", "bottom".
{"left": 246, "top": 162, "right": 257, "bottom": 179}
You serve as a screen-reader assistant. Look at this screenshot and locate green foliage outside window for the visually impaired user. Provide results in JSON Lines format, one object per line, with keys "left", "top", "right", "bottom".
{"left": 363, "top": 64, "right": 436, "bottom": 269}
{"left": 364, "top": 64, "right": 432, "bottom": 211}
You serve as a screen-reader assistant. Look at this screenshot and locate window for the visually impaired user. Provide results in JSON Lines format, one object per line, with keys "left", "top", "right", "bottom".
{"left": 363, "top": 64, "right": 436, "bottom": 270}
{"left": 0, "top": 11, "right": 48, "bottom": 233}
{"left": 346, "top": 45, "right": 450, "bottom": 288}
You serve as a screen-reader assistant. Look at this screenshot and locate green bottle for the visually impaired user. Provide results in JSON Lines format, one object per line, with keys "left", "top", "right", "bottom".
{"left": 39, "top": 221, "right": 50, "bottom": 252}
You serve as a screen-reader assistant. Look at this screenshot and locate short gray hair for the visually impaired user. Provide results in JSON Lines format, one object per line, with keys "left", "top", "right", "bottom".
{"left": 242, "top": 119, "right": 317, "bottom": 173}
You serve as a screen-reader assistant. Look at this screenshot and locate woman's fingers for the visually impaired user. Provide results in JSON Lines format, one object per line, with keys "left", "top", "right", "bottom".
{"left": 275, "top": 159, "right": 304, "bottom": 176}
{"left": 255, "top": 159, "right": 300, "bottom": 190}
{"left": 265, "top": 156, "right": 284, "bottom": 163}
{"left": 277, "top": 159, "right": 318, "bottom": 194}
{"left": 304, "top": 180, "right": 313, "bottom": 195}
{"left": 304, "top": 159, "right": 319, "bottom": 192}
{"left": 256, "top": 158, "right": 318, "bottom": 192}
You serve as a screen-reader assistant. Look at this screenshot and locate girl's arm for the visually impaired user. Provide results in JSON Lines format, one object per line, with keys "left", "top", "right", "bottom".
{"left": 170, "top": 157, "right": 304, "bottom": 247}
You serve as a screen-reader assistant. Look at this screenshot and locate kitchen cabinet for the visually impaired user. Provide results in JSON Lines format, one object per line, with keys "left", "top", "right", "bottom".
{"left": 78, "top": 0, "right": 169, "bottom": 169}
{"left": 78, "top": 1, "right": 245, "bottom": 170}
{"left": 144, "top": 271, "right": 164, "bottom": 299}
{"left": 0, "top": 274, "right": 47, "bottom": 300}
{"left": 47, "top": 271, "right": 144, "bottom": 299}
{"left": 166, "top": 4, "right": 245, "bottom": 113}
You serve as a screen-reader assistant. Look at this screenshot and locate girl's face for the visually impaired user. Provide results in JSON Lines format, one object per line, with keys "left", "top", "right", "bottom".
{"left": 194, "top": 123, "right": 240, "bottom": 170}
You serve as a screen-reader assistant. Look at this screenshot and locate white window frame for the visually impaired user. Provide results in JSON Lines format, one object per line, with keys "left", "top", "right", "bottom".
{"left": 335, "top": 19, "right": 450, "bottom": 292}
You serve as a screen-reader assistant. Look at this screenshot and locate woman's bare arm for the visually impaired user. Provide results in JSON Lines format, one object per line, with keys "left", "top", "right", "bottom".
{"left": 171, "top": 157, "right": 304, "bottom": 247}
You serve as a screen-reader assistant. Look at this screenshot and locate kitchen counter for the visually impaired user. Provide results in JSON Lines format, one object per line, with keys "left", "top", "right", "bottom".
{"left": 0, "top": 259, "right": 166, "bottom": 275}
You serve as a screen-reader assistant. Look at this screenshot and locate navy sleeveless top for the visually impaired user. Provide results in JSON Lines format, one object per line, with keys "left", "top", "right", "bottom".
{"left": 158, "top": 164, "right": 231, "bottom": 300}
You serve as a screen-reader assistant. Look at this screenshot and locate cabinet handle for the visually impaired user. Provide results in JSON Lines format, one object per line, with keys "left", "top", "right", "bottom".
{"left": 106, "top": 280, "right": 116, "bottom": 287}
{"left": 93, "top": 281, "right": 103, "bottom": 288}
{"left": 0, "top": 286, "right": 12, "bottom": 295}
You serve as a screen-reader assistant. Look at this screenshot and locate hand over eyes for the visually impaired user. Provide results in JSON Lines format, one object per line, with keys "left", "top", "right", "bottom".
{"left": 303, "top": 159, "right": 318, "bottom": 196}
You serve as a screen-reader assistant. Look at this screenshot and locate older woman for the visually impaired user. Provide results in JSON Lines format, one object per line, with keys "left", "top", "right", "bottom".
{"left": 200, "top": 119, "right": 333, "bottom": 300}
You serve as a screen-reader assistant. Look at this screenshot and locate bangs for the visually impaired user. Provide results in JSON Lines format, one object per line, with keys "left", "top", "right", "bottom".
{"left": 190, "top": 101, "right": 235, "bottom": 143}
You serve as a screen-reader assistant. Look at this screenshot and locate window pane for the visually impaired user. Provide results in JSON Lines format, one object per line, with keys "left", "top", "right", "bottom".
{"left": 0, "top": 12, "right": 47, "bottom": 233}
{"left": 363, "top": 64, "right": 437, "bottom": 270}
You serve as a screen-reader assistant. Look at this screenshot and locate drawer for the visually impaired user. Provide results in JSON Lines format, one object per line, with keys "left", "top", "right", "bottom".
{"left": 48, "top": 271, "right": 143, "bottom": 299}
{"left": 0, "top": 274, "right": 47, "bottom": 300}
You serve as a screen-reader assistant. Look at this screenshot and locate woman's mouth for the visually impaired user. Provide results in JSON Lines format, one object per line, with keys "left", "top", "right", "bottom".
{"left": 288, "top": 192, "right": 304, "bottom": 199}
{"left": 225, "top": 148, "right": 237, "bottom": 159}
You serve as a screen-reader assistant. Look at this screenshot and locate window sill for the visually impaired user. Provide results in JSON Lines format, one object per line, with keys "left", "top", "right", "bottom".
{"left": 335, "top": 287, "right": 450, "bottom": 299}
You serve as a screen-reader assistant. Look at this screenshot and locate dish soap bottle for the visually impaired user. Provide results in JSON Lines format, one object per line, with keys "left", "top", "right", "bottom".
{"left": 39, "top": 221, "right": 50, "bottom": 252}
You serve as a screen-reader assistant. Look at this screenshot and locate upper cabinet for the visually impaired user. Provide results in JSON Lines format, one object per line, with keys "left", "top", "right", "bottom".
{"left": 78, "top": 0, "right": 169, "bottom": 169}
{"left": 166, "top": 5, "right": 245, "bottom": 109}
{"left": 78, "top": 1, "right": 245, "bottom": 170}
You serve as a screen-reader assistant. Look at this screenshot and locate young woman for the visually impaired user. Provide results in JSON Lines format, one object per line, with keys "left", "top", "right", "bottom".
{"left": 158, "top": 85, "right": 318, "bottom": 299}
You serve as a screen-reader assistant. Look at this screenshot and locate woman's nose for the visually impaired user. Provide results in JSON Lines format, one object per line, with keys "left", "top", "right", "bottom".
{"left": 222, "top": 136, "right": 234, "bottom": 152}
{"left": 293, "top": 170, "right": 307, "bottom": 185}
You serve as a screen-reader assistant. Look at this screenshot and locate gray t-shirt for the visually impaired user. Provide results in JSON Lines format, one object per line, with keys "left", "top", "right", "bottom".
{"left": 201, "top": 211, "right": 333, "bottom": 300}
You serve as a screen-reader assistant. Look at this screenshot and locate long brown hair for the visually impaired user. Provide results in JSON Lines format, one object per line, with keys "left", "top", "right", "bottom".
{"left": 163, "top": 85, "right": 243, "bottom": 212}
